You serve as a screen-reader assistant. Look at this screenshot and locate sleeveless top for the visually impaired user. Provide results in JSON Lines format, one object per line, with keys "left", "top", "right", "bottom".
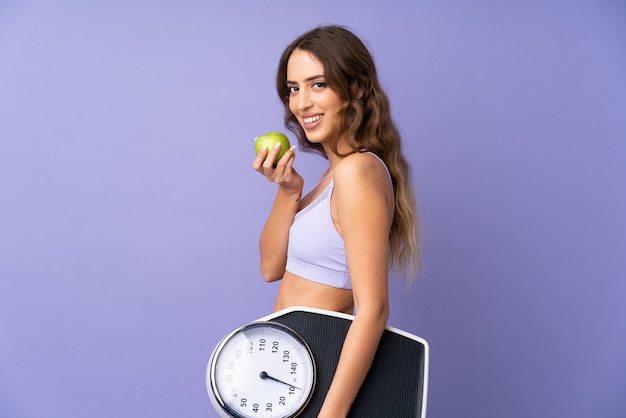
{"left": 285, "top": 151, "right": 393, "bottom": 289}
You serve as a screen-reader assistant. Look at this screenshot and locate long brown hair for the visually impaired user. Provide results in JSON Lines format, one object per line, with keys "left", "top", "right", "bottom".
{"left": 276, "top": 25, "right": 421, "bottom": 280}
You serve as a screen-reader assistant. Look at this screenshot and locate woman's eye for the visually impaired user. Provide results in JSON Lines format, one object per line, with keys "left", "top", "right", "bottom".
{"left": 312, "top": 82, "right": 326, "bottom": 89}
{"left": 288, "top": 86, "right": 298, "bottom": 94}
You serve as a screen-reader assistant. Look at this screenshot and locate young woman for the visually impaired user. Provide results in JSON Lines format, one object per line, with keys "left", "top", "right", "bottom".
{"left": 252, "top": 25, "right": 420, "bottom": 418}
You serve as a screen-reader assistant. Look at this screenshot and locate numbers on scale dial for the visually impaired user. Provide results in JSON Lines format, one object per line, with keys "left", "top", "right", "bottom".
{"left": 213, "top": 323, "right": 315, "bottom": 418}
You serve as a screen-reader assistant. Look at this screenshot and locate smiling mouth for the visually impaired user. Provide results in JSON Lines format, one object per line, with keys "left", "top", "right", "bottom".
{"left": 303, "top": 115, "right": 323, "bottom": 124}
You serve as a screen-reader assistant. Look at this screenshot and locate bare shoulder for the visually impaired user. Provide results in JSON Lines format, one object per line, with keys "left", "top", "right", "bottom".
{"left": 332, "top": 151, "right": 394, "bottom": 230}
{"left": 334, "top": 151, "right": 391, "bottom": 188}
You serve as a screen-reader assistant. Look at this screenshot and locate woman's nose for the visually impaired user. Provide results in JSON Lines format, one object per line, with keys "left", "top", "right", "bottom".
{"left": 298, "top": 89, "right": 313, "bottom": 110}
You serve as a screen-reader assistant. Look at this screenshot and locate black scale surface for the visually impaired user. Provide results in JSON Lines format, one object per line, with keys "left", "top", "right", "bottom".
{"left": 268, "top": 310, "right": 426, "bottom": 417}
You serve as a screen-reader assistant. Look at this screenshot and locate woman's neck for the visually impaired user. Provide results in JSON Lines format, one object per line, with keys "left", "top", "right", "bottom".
{"left": 322, "top": 137, "right": 356, "bottom": 168}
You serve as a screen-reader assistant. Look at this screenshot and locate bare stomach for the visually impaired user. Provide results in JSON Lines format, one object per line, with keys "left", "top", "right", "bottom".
{"left": 274, "top": 271, "right": 354, "bottom": 315}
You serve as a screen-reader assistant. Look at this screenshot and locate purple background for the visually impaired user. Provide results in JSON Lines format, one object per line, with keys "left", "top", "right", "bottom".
{"left": 1, "top": 1, "right": 625, "bottom": 417}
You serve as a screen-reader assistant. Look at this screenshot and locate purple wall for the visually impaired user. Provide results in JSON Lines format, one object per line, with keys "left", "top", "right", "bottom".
{"left": 1, "top": 1, "right": 624, "bottom": 417}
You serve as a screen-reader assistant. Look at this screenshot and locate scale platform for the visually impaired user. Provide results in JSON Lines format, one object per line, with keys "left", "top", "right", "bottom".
{"left": 258, "top": 306, "right": 429, "bottom": 418}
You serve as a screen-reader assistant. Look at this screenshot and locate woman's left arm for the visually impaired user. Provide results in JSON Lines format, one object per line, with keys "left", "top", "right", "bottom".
{"left": 318, "top": 153, "right": 395, "bottom": 418}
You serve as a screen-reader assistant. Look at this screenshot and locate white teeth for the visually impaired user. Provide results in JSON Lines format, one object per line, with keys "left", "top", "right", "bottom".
{"left": 303, "top": 115, "right": 322, "bottom": 124}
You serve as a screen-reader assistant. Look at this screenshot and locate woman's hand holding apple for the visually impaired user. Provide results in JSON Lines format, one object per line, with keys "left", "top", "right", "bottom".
{"left": 252, "top": 135, "right": 303, "bottom": 197}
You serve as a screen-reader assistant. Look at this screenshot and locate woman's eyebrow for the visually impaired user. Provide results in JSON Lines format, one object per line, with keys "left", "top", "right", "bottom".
{"left": 286, "top": 74, "right": 325, "bottom": 84}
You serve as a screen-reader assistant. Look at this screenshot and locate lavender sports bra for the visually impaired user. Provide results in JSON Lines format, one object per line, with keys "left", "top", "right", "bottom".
{"left": 285, "top": 151, "right": 392, "bottom": 289}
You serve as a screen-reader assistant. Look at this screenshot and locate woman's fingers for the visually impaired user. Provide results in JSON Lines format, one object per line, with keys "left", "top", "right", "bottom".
{"left": 252, "top": 147, "right": 268, "bottom": 171}
{"left": 262, "top": 143, "right": 283, "bottom": 170}
{"left": 274, "top": 145, "right": 296, "bottom": 170}
{"left": 252, "top": 144, "right": 298, "bottom": 186}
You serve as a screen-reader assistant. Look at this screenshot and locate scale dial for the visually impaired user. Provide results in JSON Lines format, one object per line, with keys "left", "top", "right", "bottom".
{"left": 207, "top": 321, "right": 316, "bottom": 418}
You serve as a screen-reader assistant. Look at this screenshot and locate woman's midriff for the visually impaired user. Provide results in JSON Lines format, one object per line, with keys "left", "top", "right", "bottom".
{"left": 274, "top": 271, "right": 354, "bottom": 315}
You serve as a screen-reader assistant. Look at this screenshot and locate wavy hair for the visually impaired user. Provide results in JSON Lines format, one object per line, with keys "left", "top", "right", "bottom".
{"left": 276, "top": 25, "right": 421, "bottom": 280}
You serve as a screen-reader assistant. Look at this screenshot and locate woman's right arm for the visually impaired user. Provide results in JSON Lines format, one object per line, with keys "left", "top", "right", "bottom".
{"left": 252, "top": 144, "right": 303, "bottom": 282}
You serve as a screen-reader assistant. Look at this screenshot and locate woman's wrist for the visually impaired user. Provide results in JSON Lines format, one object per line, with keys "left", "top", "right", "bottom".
{"left": 277, "top": 183, "right": 302, "bottom": 202}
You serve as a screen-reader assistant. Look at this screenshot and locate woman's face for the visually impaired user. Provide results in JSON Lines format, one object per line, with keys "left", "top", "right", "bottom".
{"left": 286, "top": 49, "right": 345, "bottom": 146}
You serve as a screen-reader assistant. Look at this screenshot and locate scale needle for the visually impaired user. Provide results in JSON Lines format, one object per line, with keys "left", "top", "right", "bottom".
{"left": 259, "top": 371, "right": 301, "bottom": 390}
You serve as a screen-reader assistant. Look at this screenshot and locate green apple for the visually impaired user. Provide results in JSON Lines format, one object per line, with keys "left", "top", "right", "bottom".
{"left": 254, "top": 131, "right": 291, "bottom": 165}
